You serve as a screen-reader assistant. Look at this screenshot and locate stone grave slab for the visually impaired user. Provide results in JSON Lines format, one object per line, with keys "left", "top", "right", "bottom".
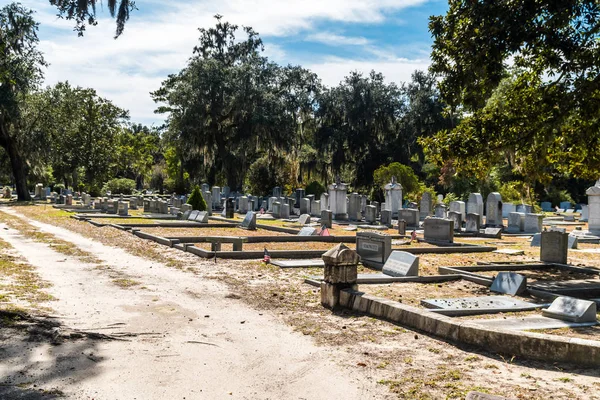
{"left": 240, "top": 211, "right": 256, "bottom": 230}
{"left": 466, "top": 316, "right": 596, "bottom": 331}
{"left": 483, "top": 227, "right": 502, "bottom": 238}
{"left": 188, "top": 210, "right": 200, "bottom": 221}
{"left": 381, "top": 251, "right": 419, "bottom": 277}
{"left": 490, "top": 272, "right": 527, "bottom": 295}
{"left": 531, "top": 279, "right": 600, "bottom": 298}
{"left": 421, "top": 296, "right": 540, "bottom": 315}
{"left": 542, "top": 296, "right": 597, "bottom": 322}
{"left": 492, "top": 249, "right": 525, "bottom": 256}
{"left": 195, "top": 211, "right": 209, "bottom": 223}
{"left": 298, "top": 227, "right": 317, "bottom": 236}
{"left": 344, "top": 225, "right": 358, "bottom": 231}
{"left": 181, "top": 210, "right": 191, "bottom": 220}
{"left": 270, "top": 259, "right": 325, "bottom": 268}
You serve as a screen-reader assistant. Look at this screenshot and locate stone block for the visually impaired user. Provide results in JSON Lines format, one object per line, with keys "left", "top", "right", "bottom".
{"left": 542, "top": 297, "right": 597, "bottom": 323}
{"left": 382, "top": 251, "right": 419, "bottom": 277}
{"left": 540, "top": 230, "right": 568, "bottom": 264}
{"left": 490, "top": 272, "right": 527, "bottom": 295}
{"left": 423, "top": 217, "right": 454, "bottom": 243}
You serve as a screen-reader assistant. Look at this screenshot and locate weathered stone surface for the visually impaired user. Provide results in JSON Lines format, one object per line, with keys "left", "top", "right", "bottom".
{"left": 328, "top": 182, "right": 348, "bottom": 220}
{"left": 434, "top": 203, "right": 447, "bottom": 218}
{"left": 398, "top": 208, "right": 419, "bottom": 227}
{"left": 465, "top": 213, "right": 481, "bottom": 233}
{"left": 380, "top": 210, "right": 392, "bottom": 227}
{"left": 382, "top": 251, "right": 419, "bottom": 277}
{"left": 356, "top": 231, "right": 392, "bottom": 269}
{"left": 542, "top": 297, "right": 597, "bottom": 323}
{"left": 321, "top": 210, "right": 333, "bottom": 228}
{"left": 467, "top": 193, "right": 484, "bottom": 224}
{"left": 365, "top": 205, "right": 377, "bottom": 224}
{"left": 448, "top": 211, "right": 462, "bottom": 231}
{"left": 384, "top": 177, "right": 403, "bottom": 217}
{"left": 449, "top": 200, "right": 466, "bottom": 220}
{"left": 540, "top": 230, "right": 568, "bottom": 264}
{"left": 524, "top": 213, "right": 543, "bottom": 233}
{"left": 298, "top": 214, "right": 311, "bottom": 225}
{"left": 240, "top": 211, "right": 256, "bottom": 230}
{"left": 298, "top": 227, "right": 317, "bottom": 236}
{"left": 486, "top": 192, "right": 503, "bottom": 226}
{"left": 490, "top": 272, "right": 527, "bottom": 296}
{"left": 420, "top": 192, "right": 433, "bottom": 220}
{"left": 507, "top": 212, "right": 525, "bottom": 233}
{"left": 423, "top": 217, "right": 454, "bottom": 243}
{"left": 587, "top": 182, "right": 600, "bottom": 234}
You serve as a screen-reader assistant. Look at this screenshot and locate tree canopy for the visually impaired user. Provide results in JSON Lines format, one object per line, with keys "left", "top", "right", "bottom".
{"left": 50, "top": 0, "right": 135, "bottom": 37}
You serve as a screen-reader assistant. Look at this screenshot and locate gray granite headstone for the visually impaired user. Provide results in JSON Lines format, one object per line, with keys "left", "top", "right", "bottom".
{"left": 448, "top": 211, "right": 462, "bottom": 231}
{"left": 483, "top": 227, "right": 502, "bottom": 238}
{"left": 356, "top": 231, "right": 392, "bottom": 269}
{"left": 486, "top": 192, "right": 503, "bottom": 226}
{"left": 465, "top": 213, "right": 480, "bottom": 233}
{"left": 382, "top": 251, "right": 419, "bottom": 277}
{"left": 540, "top": 230, "right": 568, "bottom": 264}
{"left": 467, "top": 193, "right": 484, "bottom": 224}
{"left": 542, "top": 296, "right": 597, "bottom": 323}
{"left": 240, "top": 211, "right": 256, "bottom": 230}
{"left": 380, "top": 210, "right": 392, "bottom": 227}
{"left": 398, "top": 208, "right": 419, "bottom": 227}
{"left": 365, "top": 205, "right": 377, "bottom": 224}
{"left": 196, "top": 211, "right": 209, "bottom": 223}
{"left": 188, "top": 210, "right": 200, "bottom": 220}
{"left": 320, "top": 210, "right": 332, "bottom": 229}
{"left": 298, "top": 227, "right": 317, "bottom": 236}
{"left": 423, "top": 217, "right": 454, "bottom": 243}
{"left": 420, "top": 192, "right": 433, "bottom": 220}
{"left": 490, "top": 272, "right": 527, "bottom": 295}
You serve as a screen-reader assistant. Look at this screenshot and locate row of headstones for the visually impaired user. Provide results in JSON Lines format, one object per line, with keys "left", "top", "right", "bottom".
{"left": 142, "top": 198, "right": 170, "bottom": 214}
{"left": 91, "top": 198, "right": 130, "bottom": 216}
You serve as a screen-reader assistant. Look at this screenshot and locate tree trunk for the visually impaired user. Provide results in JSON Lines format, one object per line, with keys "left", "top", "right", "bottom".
{"left": 5, "top": 136, "right": 31, "bottom": 201}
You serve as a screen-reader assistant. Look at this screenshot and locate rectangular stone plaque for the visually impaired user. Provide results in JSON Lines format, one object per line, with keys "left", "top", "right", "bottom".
{"left": 270, "top": 259, "right": 325, "bottom": 268}
{"left": 490, "top": 272, "right": 527, "bottom": 295}
{"left": 298, "top": 214, "right": 311, "bottom": 225}
{"left": 542, "top": 296, "right": 597, "bottom": 323}
{"left": 195, "top": 211, "right": 209, "bottom": 223}
{"left": 540, "top": 230, "right": 568, "bottom": 263}
{"left": 356, "top": 232, "right": 392, "bottom": 269}
{"left": 188, "top": 210, "right": 200, "bottom": 220}
{"left": 421, "top": 295, "right": 536, "bottom": 311}
{"left": 382, "top": 251, "right": 419, "bottom": 277}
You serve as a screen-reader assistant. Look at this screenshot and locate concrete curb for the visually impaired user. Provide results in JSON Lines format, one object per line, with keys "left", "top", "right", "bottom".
{"left": 338, "top": 289, "right": 600, "bottom": 366}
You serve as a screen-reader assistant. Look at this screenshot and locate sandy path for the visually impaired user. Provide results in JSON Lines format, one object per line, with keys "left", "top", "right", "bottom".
{"left": 0, "top": 209, "right": 387, "bottom": 399}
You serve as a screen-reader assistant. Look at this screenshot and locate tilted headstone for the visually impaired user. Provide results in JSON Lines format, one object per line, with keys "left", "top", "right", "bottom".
{"left": 467, "top": 193, "right": 484, "bottom": 224}
{"left": 423, "top": 217, "right": 454, "bottom": 243}
{"left": 490, "top": 272, "right": 527, "bottom": 296}
{"left": 486, "top": 192, "right": 503, "bottom": 226}
{"left": 382, "top": 251, "right": 419, "bottom": 277}
{"left": 542, "top": 296, "right": 597, "bottom": 323}
{"left": 298, "top": 214, "right": 311, "bottom": 225}
{"left": 465, "top": 213, "right": 481, "bottom": 233}
{"left": 524, "top": 213, "right": 543, "bottom": 233}
{"left": 483, "top": 227, "right": 502, "bottom": 238}
{"left": 298, "top": 227, "right": 317, "bottom": 236}
{"left": 321, "top": 210, "right": 333, "bottom": 229}
{"left": 356, "top": 231, "right": 392, "bottom": 269}
{"left": 420, "top": 192, "right": 433, "bottom": 220}
{"left": 240, "top": 211, "right": 257, "bottom": 230}
{"left": 540, "top": 230, "right": 568, "bottom": 264}
{"left": 568, "top": 234, "right": 578, "bottom": 249}
{"left": 188, "top": 210, "right": 200, "bottom": 220}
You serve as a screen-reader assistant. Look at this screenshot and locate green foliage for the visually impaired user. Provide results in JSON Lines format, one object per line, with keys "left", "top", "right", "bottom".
{"left": 373, "top": 162, "right": 421, "bottom": 196}
{"left": 245, "top": 155, "right": 283, "bottom": 196}
{"left": 442, "top": 192, "right": 459, "bottom": 205}
{"left": 187, "top": 185, "right": 207, "bottom": 211}
{"left": 498, "top": 181, "right": 528, "bottom": 204}
{"left": 544, "top": 188, "right": 574, "bottom": 208}
{"left": 50, "top": 0, "right": 135, "bottom": 37}
{"left": 102, "top": 178, "right": 136, "bottom": 195}
{"left": 305, "top": 181, "right": 326, "bottom": 198}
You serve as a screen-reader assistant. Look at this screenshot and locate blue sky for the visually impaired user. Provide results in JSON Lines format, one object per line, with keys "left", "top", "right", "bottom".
{"left": 18, "top": 0, "right": 448, "bottom": 125}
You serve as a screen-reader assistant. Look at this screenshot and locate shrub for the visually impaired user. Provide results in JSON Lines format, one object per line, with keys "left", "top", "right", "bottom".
{"left": 102, "top": 178, "right": 136, "bottom": 195}
{"left": 373, "top": 162, "right": 422, "bottom": 196}
{"left": 187, "top": 185, "right": 207, "bottom": 211}
{"left": 305, "top": 181, "right": 326, "bottom": 198}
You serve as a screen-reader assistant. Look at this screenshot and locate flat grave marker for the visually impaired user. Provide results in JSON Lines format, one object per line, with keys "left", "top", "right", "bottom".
{"left": 542, "top": 296, "right": 597, "bottom": 323}
{"left": 490, "top": 272, "right": 527, "bottom": 295}
{"left": 298, "top": 227, "right": 317, "bottom": 236}
{"left": 421, "top": 296, "right": 540, "bottom": 315}
{"left": 195, "top": 211, "right": 209, "bottom": 223}
{"left": 270, "top": 259, "right": 325, "bottom": 268}
{"left": 466, "top": 316, "right": 596, "bottom": 331}
{"left": 188, "top": 210, "right": 200, "bottom": 221}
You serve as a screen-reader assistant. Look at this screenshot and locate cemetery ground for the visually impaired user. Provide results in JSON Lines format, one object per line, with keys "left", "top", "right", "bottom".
{"left": 0, "top": 207, "right": 599, "bottom": 399}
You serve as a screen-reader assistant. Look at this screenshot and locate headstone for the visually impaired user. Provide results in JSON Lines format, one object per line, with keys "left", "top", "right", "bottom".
{"left": 295, "top": 188, "right": 305, "bottom": 208}
{"left": 507, "top": 212, "right": 525, "bottom": 233}
{"left": 384, "top": 177, "right": 402, "bottom": 217}
{"left": 465, "top": 213, "right": 481, "bottom": 233}
{"left": 300, "top": 198, "right": 310, "bottom": 214}
{"left": 423, "top": 217, "right": 454, "bottom": 243}
{"left": 540, "top": 201, "right": 553, "bottom": 212}
{"left": 467, "top": 193, "right": 484, "bottom": 224}
{"left": 580, "top": 205, "right": 589, "bottom": 222}
{"left": 419, "top": 192, "right": 433, "bottom": 220}
{"left": 188, "top": 210, "right": 200, "bottom": 220}
{"left": 449, "top": 201, "right": 466, "bottom": 220}
{"left": 181, "top": 204, "right": 192, "bottom": 213}
{"left": 348, "top": 193, "right": 362, "bottom": 221}
{"left": 587, "top": 180, "right": 600, "bottom": 235}
{"left": 311, "top": 200, "right": 321, "bottom": 217}
{"left": 502, "top": 203, "right": 515, "bottom": 218}
{"left": 66, "top": 194, "right": 73, "bottom": 206}
{"left": 380, "top": 210, "right": 392, "bottom": 227}
{"left": 483, "top": 227, "right": 503, "bottom": 239}
{"left": 321, "top": 210, "right": 333, "bottom": 229}
{"left": 222, "top": 186, "right": 230, "bottom": 199}
{"left": 328, "top": 181, "right": 348, "bottom": 220}
{"left": 560, "top": 201, "right": 572, "bottom": 211}
{"left": 240, "top": 211, "right": 257, "bottom": 230}
{"left": 398, "top": 208, "right": 419, "bottom": 228}
{"left": 273, "top": 186, "right": 282, "bottom": 198}
{"left": 540, "top": 230, "right": 568, "bottom": 264}
{"left": 356, "top": 232, "right": 392, "bottom": 269}
{"left": 298, "top": 214, "right": 311, "bottom": 225}
{"left": 524, "top": 213, "right": 543, "bottom": 233}
{"left": 196, "top": 211, "right": 209, "bottom": 223}
{"left": 321, "top": 243, "right": 359, "bottom": 309}
{"left": 486, "top": 192, "right": 503, "bottom": 227}
{"left": 320, "top": 193, "right": 329, "bottom": 211}
{"left": 434, "top": 203, "right": 447, "bottom": 218}
{"left": 365, "top": 205, "right": 377, "bottom": 224}
{"left": 448, "top": 211, "right": 462, "bottom": 232}
{"left": 281, "top": 203, "right": 290, "bottom": 219}
{"left": 397, "top": 219, "right": 406, "bottom": 235}
{"left": 238, "top": 196, "right": 249, "bottom": 214}
{"left": 382, "top": 251, "right": 419, "bottom": 277}
{"left": 542, "top": 297, "right": 597, "bottom": 323}
{"left": 568, "top": 234, "right": 578, "bottom": 249}
{"left": 272, "top": 201, "right": 281, "bottom": 219}
{"left": 298, "top": 227, "right": 317, "bottom": 236}
{"left": 490, "top": 272, "right": 527, "bottom": 295}
{"left": 530, "top": 233, "right": 541, "bottom": 247}
{"left": 211, "top": 186, "right": 221, "bottom": 209}
{"left": 225, "top": 198, "right": 235, "bottom": 218}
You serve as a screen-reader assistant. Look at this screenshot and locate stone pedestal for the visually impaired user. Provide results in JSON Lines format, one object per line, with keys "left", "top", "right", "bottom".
{"left": 328, "top": 182, "right": 348, "bottom": 220}
{"left": 321, "top": 244, "right": 359, "bottom": 310}
{"left": 587, "top": 181, "right": 600, "bottom": 235}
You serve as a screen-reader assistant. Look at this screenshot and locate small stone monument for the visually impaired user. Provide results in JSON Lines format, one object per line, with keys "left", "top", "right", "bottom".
{"left": 240, "top": 211, "right": 257, "bottom": 230}
{"left": 540, "top": 230, "right": 568, "bottom": 264}
{"left": 384, "top": 176, "right": 402, "bottom": 217}
{"left": 542, "top": 296, "right": 597, "bottom": 323}
{"left": 419, "top": 192, "right": 433, "bottom": 220}
{"left": 321, "top": 243, "right": 359, "bottom": 309}
{"left": 328, "top": 176, "right": 348, "bottom": 220}
{"left": 486, "top": 192, "right": 503, "bottom": 227}
{"left": 321, "top": 210, "right": 333, "bottom": 228}
{"left": 467, "top": 193, "right": 484, "bottom": 224}
{"left": 298, "top": 214, "right": 311, "bottom": 225}
{"left": 587, "top": 179, "right": 600, "bottom": 235}
{"left": 382, "top": 251, "right": 419, "bottom": 277}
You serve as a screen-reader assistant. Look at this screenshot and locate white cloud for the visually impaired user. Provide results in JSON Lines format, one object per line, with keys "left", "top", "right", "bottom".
{"left": 305, "top": 32, "right": 370, "bottom": 46}
{"left": 17, "top": 0, "right": 432, "bottom": 124}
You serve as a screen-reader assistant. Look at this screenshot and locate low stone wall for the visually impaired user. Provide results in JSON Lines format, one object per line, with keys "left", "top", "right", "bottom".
{"left": 339, "top": 289, "right": 600, "bottom": 366}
